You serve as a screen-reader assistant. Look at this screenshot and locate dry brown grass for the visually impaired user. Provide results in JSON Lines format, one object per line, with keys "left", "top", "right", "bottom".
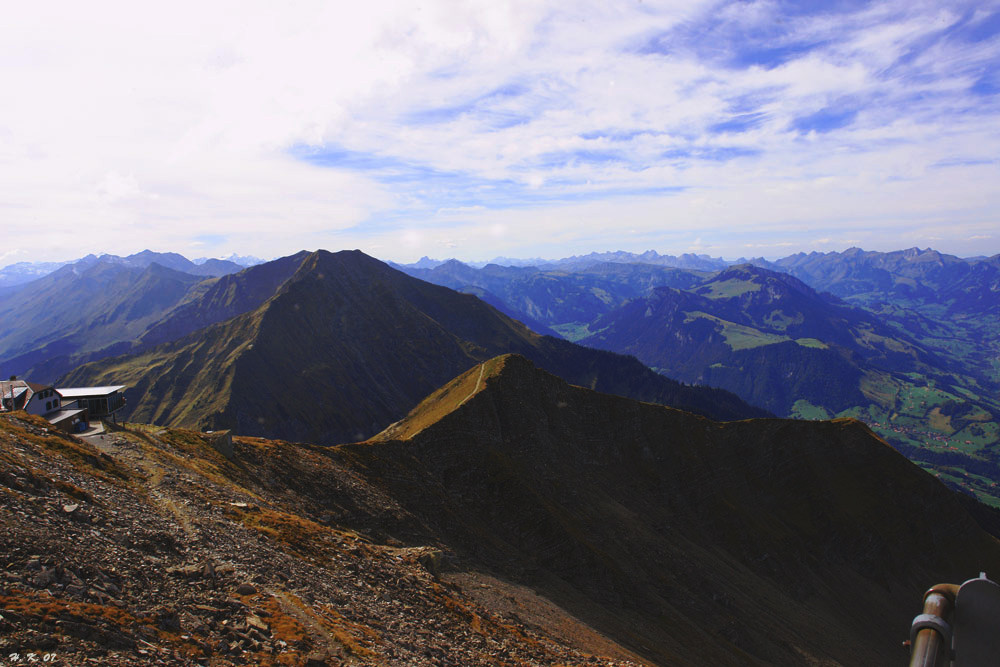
{"left": 225, "top": 505, "right": 347, "bottom": 563}
{"left": 372, "top": 355, "right": 509, "bottom": 441}
{"left": 0, "top": 413, "right": 132, "bottom": 483}
{"left": 267, "top": 591, "right": 379, "bottom": 661}
{"left": 0, "top": 590, "right": 140, "bottom": 628}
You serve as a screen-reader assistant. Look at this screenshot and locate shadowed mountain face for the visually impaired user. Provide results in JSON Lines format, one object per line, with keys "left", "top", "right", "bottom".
{"left": 0, "top": 403, "right": 645, "bottom": 665}
{"left": 395, "top": 253, "right": 1000, "bottom": 505}
{"left": 61, "top": 250, "right": 766, "bottom": 444}
{"left": 755, "top": 249, "right": 1000, "bottom": 423}
{"left": 342, "top": 354, "right": 1000, "bottom": 665}
{"left": 757, "top": 249, "right": 1000, "bottom": 381}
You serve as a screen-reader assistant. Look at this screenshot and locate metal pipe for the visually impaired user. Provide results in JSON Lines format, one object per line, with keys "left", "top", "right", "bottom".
{"left": 909, "top": 584, "right": 959, "bottom": 667}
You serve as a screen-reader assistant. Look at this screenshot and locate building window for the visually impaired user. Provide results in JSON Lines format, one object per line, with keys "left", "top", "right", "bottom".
{"left": 46, "top": 401, "right": 51, "bottom": 411}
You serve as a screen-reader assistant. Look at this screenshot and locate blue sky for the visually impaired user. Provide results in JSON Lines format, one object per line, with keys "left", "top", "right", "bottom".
{"left": 2, "top": 0, "right": 999, "bottom": 264}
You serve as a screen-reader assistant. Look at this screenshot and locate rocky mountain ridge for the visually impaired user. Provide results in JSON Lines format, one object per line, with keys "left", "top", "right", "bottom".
{"left": 5, "top": 355, "right": 1000, "bottom": 664}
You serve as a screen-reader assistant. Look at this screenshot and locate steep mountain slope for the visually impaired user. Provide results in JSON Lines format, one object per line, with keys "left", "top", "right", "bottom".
{"left": 0, "top": 261, "right": 206, "bottom": 379}
{"left": 400, "top": 248, "right": 999, "bottom": 389}
{"left": 579, "top": 264, "right": 1000, "bottom": 503}
{"left": 137, "top": 251, "right": 310, "bottom": 347}
{"left": 942, "top": 256, "right": 1000, "bottom": 316}
{"left": 61, "top": 250, "right": 766, "bottom": 444}
{"left": 449, "top": 285, "right": 562, "bottom": 338}
{"left": 0, "top": 248, "right": 253, "bottom": 382}
{"left": 350, "top": 354, "right": 1000, "bottom": 665}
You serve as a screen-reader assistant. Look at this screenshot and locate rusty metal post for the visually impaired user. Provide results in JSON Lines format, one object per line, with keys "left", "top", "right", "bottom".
{"left": 909, "top": 584, "right": 959, "bottom": 667}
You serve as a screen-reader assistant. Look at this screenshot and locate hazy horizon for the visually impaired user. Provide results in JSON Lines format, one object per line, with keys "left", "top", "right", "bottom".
{"left": 2, "top": 243, "right": 996, "bottom": 274}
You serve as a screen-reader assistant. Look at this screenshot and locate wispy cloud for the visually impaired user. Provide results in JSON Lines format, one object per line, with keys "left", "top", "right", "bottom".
{"left": 2, "top": 1, "right": 999, "bottom": 262}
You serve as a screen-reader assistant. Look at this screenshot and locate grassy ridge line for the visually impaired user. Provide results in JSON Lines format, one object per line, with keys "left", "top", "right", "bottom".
{"left": 372, "top": 357, "right": 507, "bottom": 442}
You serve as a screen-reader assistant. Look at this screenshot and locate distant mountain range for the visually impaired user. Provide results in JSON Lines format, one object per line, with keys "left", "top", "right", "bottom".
{"left": 752, "top": 247, "right": 1000, "bottom": 393}
{"left": 0, "top": 251, "right": 250, "bottom": 380}
{"left": 5, "top": 244, "right": 998, "bottom": 502}
{"left": 397, "top": 249, "right": 735, "bottom": 271}
{"left": 0, "top": 250, "right": 260, "bottom": 290}
{"left": 0, "top": 259, "right": 77, "bottom": 289}
{"left": 193, "top": 252, "right": 267, "bottom": 267}
{"left": 399, "top": 259, "right": 710, "bottom": 340}
{"left": 60, "top": 250, "right": 766, "bottom": 444}
{"left": 752, "top": 247, "right": 1000, "bottom": 311}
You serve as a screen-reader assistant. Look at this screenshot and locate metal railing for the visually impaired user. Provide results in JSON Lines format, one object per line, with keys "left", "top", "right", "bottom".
{"left": 908, "top": 583, "right": 958, "bottom": 667}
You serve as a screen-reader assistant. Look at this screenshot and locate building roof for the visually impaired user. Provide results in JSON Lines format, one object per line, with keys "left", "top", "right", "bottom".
{"left": 2, "top": 385, "right": 28, "bottom": 400}
{"left": 25, "top": 380, "right": 53, "bottom": 393}
{"left": 1, "top": 381, "right": 30, "bottom": 411}
{"left": 1, "top": 380, "right": 27, "bottom": 395}
{"left": 45, "top": 407, "right": 86, "bottom": 424}
{"left": 56, "top": 385, "right": 127, "bottom": 398}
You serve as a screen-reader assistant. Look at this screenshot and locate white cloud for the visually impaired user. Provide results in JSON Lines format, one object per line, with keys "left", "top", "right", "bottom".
{"left": 0, "top": 248, "right": 27, "bottom": 264}
{"left": 1, "top": 1, "right": 999, "bottom": 262}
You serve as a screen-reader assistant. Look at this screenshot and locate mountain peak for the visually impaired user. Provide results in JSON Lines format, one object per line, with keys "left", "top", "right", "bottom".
{"left": 308, "top": 248, "right": 368, "bottom": 263}
{"left": 296, "top": 249, "right": 389, "bottom": 280}
{"left": 410, "top": 255, "right": 444, "bottom": 269}
{"left": 708, "top": 262, "right": 817, "bottom": 297}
